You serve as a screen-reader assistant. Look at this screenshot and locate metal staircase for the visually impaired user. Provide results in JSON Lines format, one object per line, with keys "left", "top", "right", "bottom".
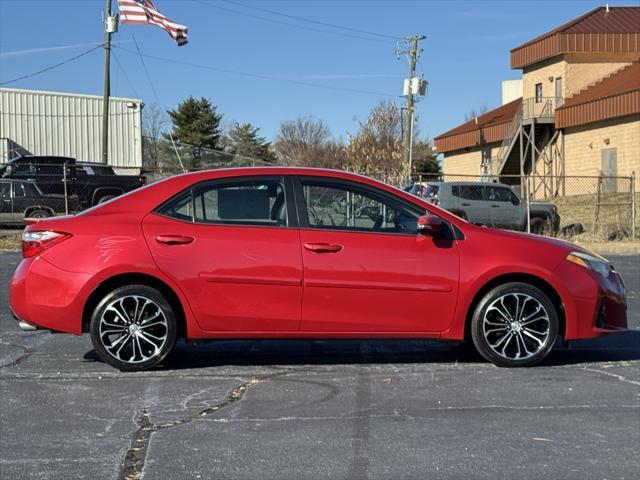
{"left": 489, "top": 97, "right": 565, "bottom": 198}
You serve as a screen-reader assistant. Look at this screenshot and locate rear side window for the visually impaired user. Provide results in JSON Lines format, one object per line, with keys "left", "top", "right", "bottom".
{"left": 0, "top": 182, "right": 9, "bottom": 198}
{"left": 457, "top": 185, "right": 484, "bottom": 201}
{"left": 158, "top": 178, "right": 288, "bottom": 227}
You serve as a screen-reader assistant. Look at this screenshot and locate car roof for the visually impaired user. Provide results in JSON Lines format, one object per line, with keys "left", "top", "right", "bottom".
{"left": 441, "top": 181, "right": 512, "bottom": 188}
{"left": 87, "top": 166, "right": 467, "bottom": 226}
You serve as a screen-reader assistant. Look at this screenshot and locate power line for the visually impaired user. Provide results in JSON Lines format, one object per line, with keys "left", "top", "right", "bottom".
{"left": 0, "top": 45, "right": 103, "bottom": 86}
{"left": 114, "top": 46, "right": 398, "bottom": 98}
{"left": 112, "top": 49, "right": 140, "bottom": 98}
{"left": 191, "top": 0, "right": 392, "bottom": 44}
{"left": 131, "top": 35, "right": 161, "bottom": 103}
{"left": 222, "top": 0, "right": 400, "bottom": 41}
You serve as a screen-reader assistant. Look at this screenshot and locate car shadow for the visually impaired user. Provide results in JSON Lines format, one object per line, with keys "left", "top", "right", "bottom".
{"left": 82, "top": 331, "right": 640, "bottom": 370}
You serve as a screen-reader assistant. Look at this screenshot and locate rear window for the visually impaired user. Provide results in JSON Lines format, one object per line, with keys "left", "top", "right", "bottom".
{"left": 452, "top": 185, "right": 484, "bottom": 201}
{"left": 157, "top": 178, "right": 287, "bottom": 227}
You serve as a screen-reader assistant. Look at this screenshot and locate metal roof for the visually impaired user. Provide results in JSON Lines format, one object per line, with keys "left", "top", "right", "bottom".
{"left": 556, "top": 62, "right": 640, "bottom": 128}
{"left": 511, "top": 7, "right": 640, "bottom": 69}
{"left": 434, "top": 99, "right": 521, "bottom": 154}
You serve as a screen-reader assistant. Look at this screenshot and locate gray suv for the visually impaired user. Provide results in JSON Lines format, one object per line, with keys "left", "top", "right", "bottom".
{"left": 409, "top": 181, "right": 559, "bottom": 234}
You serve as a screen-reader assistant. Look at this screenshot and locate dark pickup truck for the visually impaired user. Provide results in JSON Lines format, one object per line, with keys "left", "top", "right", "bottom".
{"left": 0, "top": 179, "right": 82, "bottom": 225}
{"left": 0, "top": 155, "right": 146, "bottom": 208}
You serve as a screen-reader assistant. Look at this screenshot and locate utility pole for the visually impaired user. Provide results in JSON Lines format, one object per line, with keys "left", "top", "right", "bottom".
{"left": 101, "top": 0, "right": 115, "bottom": 164}
{"left": 400, "top": 35, "right": 426, "bottom": 181}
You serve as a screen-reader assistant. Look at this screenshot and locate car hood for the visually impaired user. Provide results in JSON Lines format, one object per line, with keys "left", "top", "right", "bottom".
{"left": 476, "top": 225, "right": 603, "bottom": 259}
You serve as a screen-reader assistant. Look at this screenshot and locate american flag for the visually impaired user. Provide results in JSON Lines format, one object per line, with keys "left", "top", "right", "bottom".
{"left": 118, "top": 0, "right": 188, "bottom": 46}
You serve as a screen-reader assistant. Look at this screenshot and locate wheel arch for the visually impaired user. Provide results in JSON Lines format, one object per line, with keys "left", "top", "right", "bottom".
{"left": 24, "top": 205, "right": 54, "bottom": 217}
{"left": 82, "top": 272, "right": 187, "bottom": 338}
{"left": 463, "top": 272, "right": 565, "bottom": 342}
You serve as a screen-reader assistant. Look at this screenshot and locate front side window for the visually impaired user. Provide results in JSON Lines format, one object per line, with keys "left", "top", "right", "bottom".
{"left": 301, "top": 180, "right": 421, "bottom": 234}
{"left": 486, "top": 186, "right": 513, "bottom": 202}
{"left": 158, "top": 178, "right": 287, "bottom": 227}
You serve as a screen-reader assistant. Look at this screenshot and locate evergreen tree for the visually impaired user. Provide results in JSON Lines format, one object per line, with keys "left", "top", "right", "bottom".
{"left": 164, "top": 96, "right": 222, "bottom": 168}
{"left": 227, "top": 122, "right": 276, "bottom": 163}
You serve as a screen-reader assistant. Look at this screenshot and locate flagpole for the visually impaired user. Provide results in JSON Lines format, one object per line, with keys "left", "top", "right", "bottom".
{"left": 101, "top": 0, "right": 113, "bottom": 164}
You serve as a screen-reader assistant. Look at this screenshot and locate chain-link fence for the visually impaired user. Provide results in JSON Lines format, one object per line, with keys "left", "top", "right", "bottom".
{"left": 412, "top": 172, "right": 637, "bottom": 241}
{"left": 1, "top": 143, "right": 637, "bottom": 243}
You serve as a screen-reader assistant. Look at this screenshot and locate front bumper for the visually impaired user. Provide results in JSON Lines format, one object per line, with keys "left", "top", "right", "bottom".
{"left": 552, "top": 260, "right": 627, "bottom": 340}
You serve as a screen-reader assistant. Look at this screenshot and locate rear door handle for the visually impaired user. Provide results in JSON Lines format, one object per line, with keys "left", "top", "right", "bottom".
{"left": 156, "top": 235, "right": 194, "bottom": 245}
{"left": 491, "top": 204, "right": 500, "bottom": 208}
{"left": 304, "top": 242, "right": 343, "bottom": 253}
{"left": 461, "top": 202, "right": 470, "bottom": 206}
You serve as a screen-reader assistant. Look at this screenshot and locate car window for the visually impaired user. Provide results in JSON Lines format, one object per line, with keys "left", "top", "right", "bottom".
{"left": 486, "top": 186, "right": 512, "bottom": 202}
{"left": 0, "top": 182, "right": 9, "bottom": 198}
{"left": 158, "top": 178, "right": 287, "bottom": 227}
{"left": 12, "top": 163, "right": 36, "bottom": 176}
{"left": 301, "top": 180, "right": 421, "bottom": 234}
{"left": 24, "top": 183, "right": 40, "bottom": 197}
{"left": 13, "top": 182, "right": 27, "bottom": 197}
{"left": 457, "top": 185, "right": 484, "bottom": 201}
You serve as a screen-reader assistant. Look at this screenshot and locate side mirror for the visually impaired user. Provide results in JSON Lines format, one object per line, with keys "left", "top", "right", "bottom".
{"left": 417, "top": 214, "right": 443, "bottom": 236}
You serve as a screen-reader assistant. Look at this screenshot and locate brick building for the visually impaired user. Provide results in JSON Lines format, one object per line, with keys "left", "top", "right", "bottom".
{"left": 434, "top": 6, "right": 640, "bottom": 197}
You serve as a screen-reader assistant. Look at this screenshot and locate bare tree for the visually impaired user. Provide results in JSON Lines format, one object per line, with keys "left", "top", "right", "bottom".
{"left": 464, "top": 103, "right": 490, "bottom": 122}
{"left": 346, "top": 101, "right": 405, "bottom": 184}
{"left": 274, "top": 116, "right": 343, "bottom": 167}
{"left": 142, "top": 104, "right": 168, "bottom": 171}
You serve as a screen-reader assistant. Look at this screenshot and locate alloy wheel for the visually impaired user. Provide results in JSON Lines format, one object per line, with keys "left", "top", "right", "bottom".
{"left": 481, "top": 293, "right": 551, "bottom": 361}
{"left": 98, "top": 295, "right": 169, "bottom": 364}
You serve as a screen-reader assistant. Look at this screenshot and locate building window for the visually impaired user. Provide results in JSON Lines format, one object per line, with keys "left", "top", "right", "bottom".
{"left": 535, "top": 83, "right": 543, "bottom": 103}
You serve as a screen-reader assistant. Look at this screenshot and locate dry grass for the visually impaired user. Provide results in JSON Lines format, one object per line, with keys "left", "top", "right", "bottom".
{"left": 546, "top": 192, "right": 638, "bottom": 241}
{"left": 0, "top": 234, "right": 21, "bottom": 252}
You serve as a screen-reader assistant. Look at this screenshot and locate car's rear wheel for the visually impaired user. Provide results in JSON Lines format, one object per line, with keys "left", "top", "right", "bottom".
{"left": 471, "top": 283, "right": 558, "bottom": 367}
{"left": 27, "top": 209, "right": 52, "bottom": 219}
{"left": 90, "top": 285, "right": 177, "bottom": 371}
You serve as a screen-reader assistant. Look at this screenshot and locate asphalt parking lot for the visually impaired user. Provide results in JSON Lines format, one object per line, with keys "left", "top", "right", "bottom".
{"left": 0, "top": 252, "right": 638, "bottom": 480}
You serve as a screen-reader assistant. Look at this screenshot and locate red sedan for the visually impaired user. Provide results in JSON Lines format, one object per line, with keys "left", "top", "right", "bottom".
{"left": 9, "top": 168, "right": 627, "bottom": 371}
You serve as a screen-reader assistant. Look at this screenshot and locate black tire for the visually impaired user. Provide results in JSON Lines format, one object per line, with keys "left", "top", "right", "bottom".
{"left": 470, "top": 282, "right": 558, "bottom": 367}
{"left": 90, "top": 285, "right": 177, "bottom": 371}
{"left": 27, "top": 209, "right": 52, "bottom": 219}
{"left": 530, "top": 217, "right": 548, "bottom": 235}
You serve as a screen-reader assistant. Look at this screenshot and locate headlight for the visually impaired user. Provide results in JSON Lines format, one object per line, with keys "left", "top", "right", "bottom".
{"left": 566, "top": 251, "right": 610, "bottom": 278}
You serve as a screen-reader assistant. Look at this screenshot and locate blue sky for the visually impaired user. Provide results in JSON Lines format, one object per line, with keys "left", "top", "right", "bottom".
{"left": 0, "top": 0, "right": 636, "bottom": 142}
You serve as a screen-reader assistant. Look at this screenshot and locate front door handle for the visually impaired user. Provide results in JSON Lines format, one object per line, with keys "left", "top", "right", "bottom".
{"left": 156, "top": 234, "right": 194, "bottom": 245}
{"left": 304, "top": 242, "right": 343, "bottom": 253}
{"left": 461, "top": 202, "right": 470, "bottom": 206}
{"left": 491, "top": 204, "right": 500, "bottom": 208}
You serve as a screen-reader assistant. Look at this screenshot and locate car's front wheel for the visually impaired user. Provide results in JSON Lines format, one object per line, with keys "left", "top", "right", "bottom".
{"left": 471, "top": 283, "right": 558, "bottom": 367}
{"left": 90, "top": 285, "right": 177, "bottom": 371}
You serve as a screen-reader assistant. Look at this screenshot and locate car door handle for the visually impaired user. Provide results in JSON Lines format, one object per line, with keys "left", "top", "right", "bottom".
{"left": 461, "top": 202, "right": 470, "bottom": 206}
{"left": 303, "top": 242, "right": 343, "bottom": 253}
{"left": 155, "top": 235, "right": 194, "bottom": 245}
{"left": 491, "top": 204, "right": 500, "bottom": 208}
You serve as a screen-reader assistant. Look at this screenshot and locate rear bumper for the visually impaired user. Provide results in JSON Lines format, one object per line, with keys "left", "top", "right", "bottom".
{"left": 9, "top": 256, "right": 90, "bottom": 335}
{"left": 10, "top": 305, "right": 38, "bottom": 331}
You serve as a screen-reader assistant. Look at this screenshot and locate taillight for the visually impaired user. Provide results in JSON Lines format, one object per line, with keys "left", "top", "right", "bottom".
{"left": 22, "top": 231, "right": 71, "bottom": 258}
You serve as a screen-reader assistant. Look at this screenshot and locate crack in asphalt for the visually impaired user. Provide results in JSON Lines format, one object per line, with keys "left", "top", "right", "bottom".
{"left": 582, "top": 367, "right": 640, "bottom": 387}
{"left": 0, "top": 342, "right": 34, "bottom": 368}
{"left": 118, "top": 370, "right": 291, "bottom": 480}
